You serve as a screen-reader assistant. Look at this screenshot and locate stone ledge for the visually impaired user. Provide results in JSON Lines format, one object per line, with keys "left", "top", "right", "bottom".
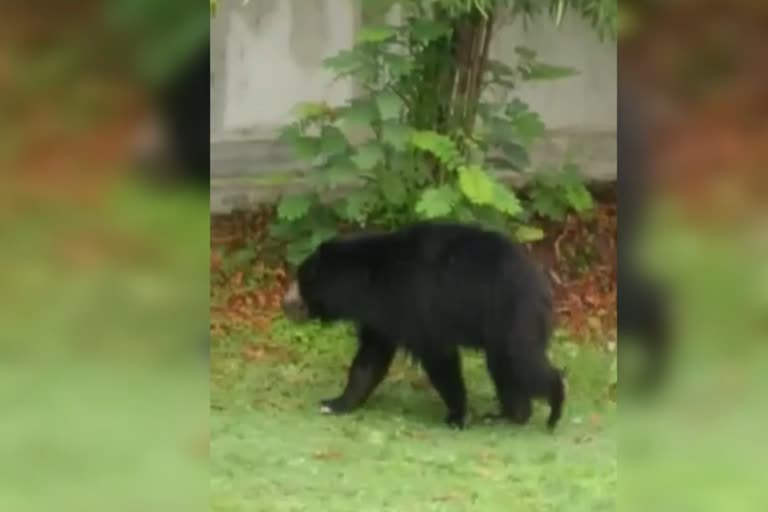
{"left": 211, "top": 129, "right": 616, "bottom": 214}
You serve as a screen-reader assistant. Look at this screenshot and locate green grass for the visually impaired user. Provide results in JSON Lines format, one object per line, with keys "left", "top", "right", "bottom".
{"left": 211, "top": 319, "right": 616, "bottom": 512}
{"left": 0, "top": 177, "right": 210, "bottom": 510}
{"left": 0, "top": 179, "right": 210, "bottom": 357}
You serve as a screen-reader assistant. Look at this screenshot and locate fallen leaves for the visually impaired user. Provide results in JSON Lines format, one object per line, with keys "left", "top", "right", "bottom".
{"left": 210, "top": 206, "right": 292, "bottom": 346}
{"left": 211, "top": 198, "right": 618, "bottom": 348}
{"left": 240, "top": 342, "right": 295, "bottom": 364}
{"left": 240, "top": 343, "right": 266, "bottom": 361}
{"left": 533, "top": 201, "right": 618, "bottom": 342}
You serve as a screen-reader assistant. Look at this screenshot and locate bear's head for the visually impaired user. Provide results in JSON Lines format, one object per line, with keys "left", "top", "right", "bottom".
{"left": 282, "top": 235, "right": 377, "bottom": 324}
{"left": 282, "top": 241, "right": 343, "bottom": 323}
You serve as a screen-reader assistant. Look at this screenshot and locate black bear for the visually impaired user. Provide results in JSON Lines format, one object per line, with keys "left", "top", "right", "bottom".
{"left": 131, "top": 42, "right": 210, "bottom": 189}
{"left": 282, "top": 222, "right": 565, "bottom": 430}
{"left": 617, "top": 88, "right": 671, "bottom": 390}
{"left": 128, "top": 43, "right": 210, "bottom": 360}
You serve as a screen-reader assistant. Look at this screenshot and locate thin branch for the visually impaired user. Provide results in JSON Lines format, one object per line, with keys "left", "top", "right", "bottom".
{"left": 465, "top": 12, "right": 494, "bottom": 135}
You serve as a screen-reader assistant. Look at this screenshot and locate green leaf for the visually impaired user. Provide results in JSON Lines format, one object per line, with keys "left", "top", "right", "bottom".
{"left": 410, "top": 130, "right": 441, "bottom": 151}
{"left": 454, "top": 205, "right": 478, "bottom": 223}
{"left": 458, "top": 165, "right": 495, "bottom": 205}
{"left": 491, "top": 182, "right": 523, "bottom": 216}
{"left": 378, "top": 172, "right": 407, "bottom": 206}
{"left": 415, "top": 186, "right": 458, "bottom": 219}
{"left": 514, "top": 225, "right": 545, "bottom": 242}
{"left": 322, "top": 49, "right": 362, "bottom": 74}
{"left": 323, "top": 161, "right": 357, "bottom": 189}
{"left": 293, "top": 136, "right": 321, "bottom": 159}
{"left": 467, "top": 142, "right": 485, "bottom": 167}
{"left": 505, "top": 98, "right": 530, "bottom": 118}
{"left": 277, "top": 193, "right": 313, "bottom": 221}
{"left": 409, "top": 20, "right": 451, "bottom": 42}
{"left": 320, "top": 125, "right": 348, "bottom": 156}
{"left": 293, "top": 101, "right": 332, "bottom": 120}
{"left": 278, "top": 123, "right": 301, "bottom": 144}
{"left": 381, "top": 51, "right": 413, "bottom": 77}
{"left": 309, "top": 225, "right": 337, "bottom": 250}
{"left": 381, "top": 121, "right": 411, "bottom": 150}
{"left": 268, "top": 219, "right": 295, "bottom": 239}
{"left": 533, "top": 163, "right": 594, "bottom": 216}
{"left": 334, "top": 189, "right": 377, "bottom": 224}
{"left": 512, "top": 112, "right": 546, "bottom": 145}
{"left": 351, "top": 143, "right": 385, "bottom": 170}
{"left": 375, "top": 91, "right": 403, "bottom": 121}
{"left": 522, "top": 63, "right": 579, "bottom": 81}
{"left": 565, "top": 183, "right": 594, "bottom": 212}
{"left": 488, "top": 141, "right": 530, "bottom": 171}
{"left": 530, "top": 186, "right": 567, "bottom": 221}
{"left": 486, "top": 59, "right": 517, "bottom": 77}
{"left": 485, "top": 59, "right": 517, "bottom": 86}
{"left": 356, "top": 25, "right": 397, "bottom": 44}
{"left": 470, "top": 206, "right": 508, "bottom": 231}
{"left": 483, "top": 116, "right": 513, "bottom": 142}
{"left": 286, "top": 238, "right": 315, "bottom": 267}
{"left": 484, "top": 101, "right": 545, "bottom": 149}
{"left": 410, "top": 131, "right": 461, "bottom": 170}
{"left": 338, "top": 99, "right": 378, "bottom": 127}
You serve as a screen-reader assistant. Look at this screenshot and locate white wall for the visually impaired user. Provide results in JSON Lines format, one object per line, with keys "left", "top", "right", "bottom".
{"left": 492, "top": 14, "right": 616, "bottom": 131}
{"left": 212, "top": 3, "right": 615, "bottom": 138}
{"left": 210, "top": 2, "right": 616, "bottom": 212}
{"left": 211, "top": 0, "right": 358, "bottom": 140}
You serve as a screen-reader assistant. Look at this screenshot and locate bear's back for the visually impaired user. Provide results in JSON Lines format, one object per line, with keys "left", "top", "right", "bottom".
{"left": 332, "top": 221, "right": 533, "bottom": 278}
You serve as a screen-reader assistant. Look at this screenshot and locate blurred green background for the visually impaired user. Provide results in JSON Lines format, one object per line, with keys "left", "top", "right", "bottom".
{"left": 0, "top": 2, "right": 209, "bottom": 511}
{"left": 619, "top": 2, "right": 768, "bottom": 511}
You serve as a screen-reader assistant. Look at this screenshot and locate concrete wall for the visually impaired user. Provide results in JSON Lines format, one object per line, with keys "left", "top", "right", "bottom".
{"left": 492, "top": 15, "right": 616, "bottom": 131}
{"left": 210, "top": 2, "right": 616, "bottom": 213}
{"left": 211, "top": 0, "right": 358, "bottom": 140}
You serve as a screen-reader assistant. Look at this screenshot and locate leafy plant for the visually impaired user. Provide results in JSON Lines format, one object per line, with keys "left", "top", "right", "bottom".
{"left": 528, "top": 163, "right": 595, "bottom": 221}
{"left": 271, "top": 0, "right": 613, "bottom": 265}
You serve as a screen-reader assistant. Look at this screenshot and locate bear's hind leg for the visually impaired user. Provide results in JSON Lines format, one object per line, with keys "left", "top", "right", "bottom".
{"left": 485, "top": 350, "right": 533, "bottom": 425}
{"left": 320, "top": 326, "right": 396, "bottom": 414}
{"left": 419, "top": 348, "right": 467, "bottom": 429}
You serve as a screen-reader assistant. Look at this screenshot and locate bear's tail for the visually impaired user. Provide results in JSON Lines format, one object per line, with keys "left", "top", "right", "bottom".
{"left": 546, "top": 367, "right": 566, "bottom": 431}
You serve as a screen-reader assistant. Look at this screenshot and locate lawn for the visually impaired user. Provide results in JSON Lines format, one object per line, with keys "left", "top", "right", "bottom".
{"left": 0, "top": 178, "right": 210, "bottom": 510}
{"left": 210, "top": 317, "right": 616, "bottom": 512}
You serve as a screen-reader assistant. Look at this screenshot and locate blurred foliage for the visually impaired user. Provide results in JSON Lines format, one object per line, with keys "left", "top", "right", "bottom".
{"left": 0, "top": 176, "right": 209, "bottom": 511}
{"left": 106, "top": 0, "right": 209, "bottom": 87}
{"left": 0, "top": 4, "right": 206, "bottom": 510}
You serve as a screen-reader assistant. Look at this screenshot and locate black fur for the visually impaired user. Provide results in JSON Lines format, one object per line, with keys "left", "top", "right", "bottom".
{"left": 289, "top": 222, "right": 565, "bottom": 430}
{"left": 156, "top": 42, "right": 210, "bottom": 186}
{"left": 617, "top": 89, "right": 672, "bottom": 390}
{"left": 132, "top": 43, "right": 210, "bottom": 188}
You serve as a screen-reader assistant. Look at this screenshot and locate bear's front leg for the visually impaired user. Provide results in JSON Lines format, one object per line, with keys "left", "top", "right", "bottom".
{"left": 320, "top": 327, "right": 396, "bottom": 414}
